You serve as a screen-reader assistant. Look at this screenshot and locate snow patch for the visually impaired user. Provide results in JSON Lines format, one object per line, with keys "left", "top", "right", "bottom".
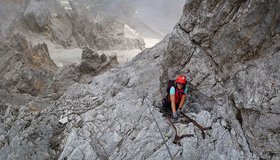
{"left": 143, "top": 38, "right": 160, "bottom": 48}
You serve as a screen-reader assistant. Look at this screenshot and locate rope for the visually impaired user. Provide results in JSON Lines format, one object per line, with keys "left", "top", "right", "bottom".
{"left": 143, "top": 95, "right": 174, "bottom": 160}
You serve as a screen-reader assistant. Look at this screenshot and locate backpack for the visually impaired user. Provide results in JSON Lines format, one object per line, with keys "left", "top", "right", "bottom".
{"left": 166, "top": 80, "right": 176, "bottom": 94}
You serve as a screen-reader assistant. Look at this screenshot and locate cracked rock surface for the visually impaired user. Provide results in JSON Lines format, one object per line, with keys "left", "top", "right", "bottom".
{"left": 0, "top": 0, "right": 280, "bottom": 160}
{"left": 2, "top": 0, "right": 144, "bottom": 50}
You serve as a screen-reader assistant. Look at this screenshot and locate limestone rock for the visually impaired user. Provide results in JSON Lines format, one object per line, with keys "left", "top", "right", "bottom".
{"left": 51, "top": 64, "right": 81, "bottom": 99}
{"left": 19, "top": 0, "right": 145, "bottom": 50}
{"left": 23, "top": 0, "right": 51, "bottom": 32}
{"left": 80, "top": 47, "right": 119, "bottom": 75}
{"left": 0, "top": 0, "right": 280, "bottom": 160}
{"left": 173, "top": 0, "right": 280, "bottom": 159}
{"left": 0, "top": 33, "right": 57, "bottom": 96}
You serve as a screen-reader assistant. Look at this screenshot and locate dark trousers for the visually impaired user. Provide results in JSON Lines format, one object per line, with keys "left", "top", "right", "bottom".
{"left": 161, "top": 97, "right": 179, "bottom": 113}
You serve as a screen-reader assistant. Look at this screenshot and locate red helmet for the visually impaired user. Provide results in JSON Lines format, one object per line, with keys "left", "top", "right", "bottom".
{"left": 175, "top": 75, "right": 187, "bottom": 85}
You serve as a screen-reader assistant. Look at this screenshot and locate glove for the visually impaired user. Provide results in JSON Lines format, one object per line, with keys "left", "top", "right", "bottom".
{"left": 176, "top": 109, "right": 181, "bottom": 115}
{"left": 172, "top": 112, "right": 178, "bottom": 120}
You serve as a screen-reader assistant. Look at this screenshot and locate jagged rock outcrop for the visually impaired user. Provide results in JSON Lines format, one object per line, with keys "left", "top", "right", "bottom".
{"left": 80, "top": 47, "right": 119, "bottom": 75}
{"left": 0, "top": 33, "right": 123, "bottom": 159}
{"left": 0, "top": 0, "right": 280, "bottom": 160}
{"left": 19, "top": 0, "right": 145, "bottom": 50}
{"left": 0, "top": 33, "right": 119, "bottom": 99}
{"left": 0, "top": 33, "right": 58, "bottom": 96}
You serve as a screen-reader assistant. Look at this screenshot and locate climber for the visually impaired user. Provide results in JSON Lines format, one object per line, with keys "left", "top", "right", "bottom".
{"left": 162, "top": 75, "right": 188, "bottom": 120}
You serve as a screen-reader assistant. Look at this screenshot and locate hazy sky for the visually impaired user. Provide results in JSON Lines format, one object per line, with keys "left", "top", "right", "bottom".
{"left": 133, "top": 0, "right": 186, "bottom": 38}
{"left": 66, "top": 0, "right": 186, "bottom": 38}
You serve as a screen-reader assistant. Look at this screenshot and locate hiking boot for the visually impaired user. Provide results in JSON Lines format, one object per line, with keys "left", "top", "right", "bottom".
{"left": 176, "top": 109, "right": 181, "bottom": 115}
{"left": 172, "top": 112, "right": 178, "bottom": 121}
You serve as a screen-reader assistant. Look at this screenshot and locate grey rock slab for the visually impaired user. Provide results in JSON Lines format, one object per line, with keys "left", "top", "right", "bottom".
{"left": 1, "top": 0, "right": 280, "bottom": 160}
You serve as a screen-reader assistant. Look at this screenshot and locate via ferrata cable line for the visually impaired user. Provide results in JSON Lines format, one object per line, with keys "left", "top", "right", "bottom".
{"left": 143, "top": 95, "right": 174, "bottom": 160}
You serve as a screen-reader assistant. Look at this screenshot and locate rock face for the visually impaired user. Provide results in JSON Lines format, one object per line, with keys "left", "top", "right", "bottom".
{"left": 23, "top": 0, "right": 52, "bottom": 32}
{"left": 0, "top": 33, "right": 58, "bottom": 96}
{"left": 0, "top": 33, "right": 119, "bottom": 98}
{"left": 173, "top": 0, "right": 280, "bottom": 159}
{"left": 0, "top": 0, "right": 27, "bottom": 39}
{"left": 0, "top": 33, "right": 123, "bottom": 160}
{"left": 19, "top": 0, "right": 145, "bottom": 50}
{"left": 80, "top": 47, "right": 119, "bottom": 75}
{"left": 0, "top": 0, "right": 280, "bottom": 160}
